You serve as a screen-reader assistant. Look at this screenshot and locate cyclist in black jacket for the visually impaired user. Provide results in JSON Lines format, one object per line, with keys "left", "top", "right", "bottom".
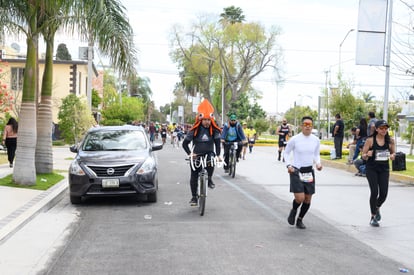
{"left": 182, "top": 99, "right": 222, "bottom": 206}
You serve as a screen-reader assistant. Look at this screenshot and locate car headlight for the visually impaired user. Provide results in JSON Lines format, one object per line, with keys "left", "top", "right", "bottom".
{"left": 69, "top": 160, "right": 86, "bottom": 176}
{"left": 137, "top": 158, "right": 155, "bottom": 175}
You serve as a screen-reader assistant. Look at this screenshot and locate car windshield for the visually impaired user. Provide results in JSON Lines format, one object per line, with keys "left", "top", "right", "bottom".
{"left": 82, "top": 130, "right": 147, "bottom": 151}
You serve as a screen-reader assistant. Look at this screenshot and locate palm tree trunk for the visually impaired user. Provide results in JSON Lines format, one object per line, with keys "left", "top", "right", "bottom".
{"left": 36, "top": 36, "right": 54, "bottom": 173}
{"left": 36, "top": 97, "right": 53, "bottom": 173}
{"left": 13, "top": 11, "right": 38, "bottom": 185}
{"left": 13, "top": 101, "right": 37, "bottom": 185}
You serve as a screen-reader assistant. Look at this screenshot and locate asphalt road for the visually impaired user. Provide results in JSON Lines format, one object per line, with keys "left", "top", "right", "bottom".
{"left": 25, "top": 143, "right": 407, "bottom": 275}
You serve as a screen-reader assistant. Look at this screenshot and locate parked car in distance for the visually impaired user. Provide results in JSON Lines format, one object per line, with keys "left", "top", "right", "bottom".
{"left": 311, "top": 129, "right": 321, "bottom": 139}
{"left": 68, "top": 125, "right": 163, "bottom": 204}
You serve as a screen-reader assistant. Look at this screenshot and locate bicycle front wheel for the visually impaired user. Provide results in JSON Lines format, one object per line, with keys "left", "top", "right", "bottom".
{"left": 231, "top": 153, "right": 236, "bottom": 178}
{"left": 228, "top": 154, "right": 233, "bottom": 176}
{"left": 198, "top": 173, "right": 207, "bottom": 216}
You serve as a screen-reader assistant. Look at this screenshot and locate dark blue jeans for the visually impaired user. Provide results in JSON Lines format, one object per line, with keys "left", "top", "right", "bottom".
{"left": 353, "top": 138, "right": 365, "bottom": 160}
{"left": 334, "top": 136, "right": 343, "bottom": 158}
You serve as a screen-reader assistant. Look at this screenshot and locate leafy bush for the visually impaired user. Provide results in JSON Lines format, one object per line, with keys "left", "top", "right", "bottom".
{"left": 58, "top": 94, "right": 95, "bottom": 144}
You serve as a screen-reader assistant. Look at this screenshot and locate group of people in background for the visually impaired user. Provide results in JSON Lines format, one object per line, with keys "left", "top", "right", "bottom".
{"left": 266, "top": 110, "right": 395, "bottom": 228}
{"left": 331, "top": 111, "right": 395, "bottom": 227}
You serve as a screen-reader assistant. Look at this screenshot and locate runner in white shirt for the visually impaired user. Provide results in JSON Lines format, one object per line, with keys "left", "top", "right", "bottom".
{"left": 284, "top": 116, "right": 323, "bottom": 229}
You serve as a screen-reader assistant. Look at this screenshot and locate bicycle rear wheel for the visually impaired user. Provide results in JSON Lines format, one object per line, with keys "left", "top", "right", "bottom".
{"left": 198, "top": 173, "right": 207, "bottom": 216}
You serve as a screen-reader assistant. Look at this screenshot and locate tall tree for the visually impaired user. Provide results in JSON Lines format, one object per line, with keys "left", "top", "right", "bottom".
{"left": 36, "top": 0, "right": 70, "bottom": 174}
{"left": 129, "top": 74, "right": 152, "bottom": 102}
{"left": 55, "top": 43, "right": 72, "bottom": 60}
{"left": 170, "top": 17, "right": 222, "bottom": 105}
{"left": 360, "top": 91, "right": 375, "bottom": 103}
{"left": 218, "top": 22, "right": 282, "bottom": 107}
{"left": 219, "top": 6, "right": 245, "bottom": 25}
{"left": 36, "top": 0, "right": 137, "bottom": 174}
{"left": 0, "top": 1, "right": 42, "bottom": 184}
{"left": 170, "top": 13, "right": 282, "bottom": 122}
{"left": 0, "top": 0, "right": 138, "bottom": 184}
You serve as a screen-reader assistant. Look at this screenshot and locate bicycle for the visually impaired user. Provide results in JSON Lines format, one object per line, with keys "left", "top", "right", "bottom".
{"left": 226, "top": 141, "right": 240, "bottom": 178}
{"left": 186, "top": 156, "right": 210, "bottom": 216}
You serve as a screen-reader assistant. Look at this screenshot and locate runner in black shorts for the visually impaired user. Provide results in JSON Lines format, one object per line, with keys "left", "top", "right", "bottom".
{"left": 289, "top": 168, "right": 315, "bottom": 195}
{"left": 284, "top": 116, "right": 322, "bottom": 229}
{"left": 277, "top": 118, "right": 291, "bottom": 161}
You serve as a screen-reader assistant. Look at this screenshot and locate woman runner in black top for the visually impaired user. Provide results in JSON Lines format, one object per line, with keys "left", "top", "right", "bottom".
{"left": 361, "top": 119, "right": 396, "bottom": 227}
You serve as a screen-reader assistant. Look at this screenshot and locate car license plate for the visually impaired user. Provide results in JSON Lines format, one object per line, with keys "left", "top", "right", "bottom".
{"left": 102, "top": 179, "right": 119, "bottom": 188}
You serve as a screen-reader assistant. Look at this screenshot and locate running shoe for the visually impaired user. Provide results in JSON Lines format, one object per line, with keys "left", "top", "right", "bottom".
{"left": 370, "top": 217, "right": 379, "bottom": 227}
{"left": 189, "top": 196, "right": 198, "bottom": 206}
{"left": 375, "top": 208, "right": 381, "bottom": 221}
{"left": 287, "top": 209, "right": 297, "bottom": 225}
{"left": 296, "top": 218, "right": 306, "bottom": 229}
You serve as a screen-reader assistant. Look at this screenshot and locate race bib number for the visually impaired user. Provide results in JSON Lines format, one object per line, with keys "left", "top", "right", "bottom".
{"left": 375, "top": 150, "right": 390, "bottom": 161}
{"left": 299, "top": 172, "right": 314, "bottom": 183}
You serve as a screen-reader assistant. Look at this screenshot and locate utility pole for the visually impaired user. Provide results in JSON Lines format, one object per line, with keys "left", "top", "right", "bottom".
{"left": 383, "top": 0, "right": 393, "bottom": 120}
{"left": 325, "top": 70, "right": 330, "bottom": 139}
{"left": 87, "top": 37, "right": 93, "bottom": 110}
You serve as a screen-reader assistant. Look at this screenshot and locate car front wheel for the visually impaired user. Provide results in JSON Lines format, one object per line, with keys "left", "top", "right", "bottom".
{"left": 70, "top": 195, "right": 82, "bottom": 204}
{"left": 147, "top": 192, "right": 157, "bottom": 203}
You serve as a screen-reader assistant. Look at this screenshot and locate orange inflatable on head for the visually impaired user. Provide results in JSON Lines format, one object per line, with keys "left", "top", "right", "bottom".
{"left": 190, "top": 99, "right": 221, "bottom": 136}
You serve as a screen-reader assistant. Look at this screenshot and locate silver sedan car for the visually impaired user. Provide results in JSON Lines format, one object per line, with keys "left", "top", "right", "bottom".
{"left": 68, "top": 125, "right": 163, "bottom": 204}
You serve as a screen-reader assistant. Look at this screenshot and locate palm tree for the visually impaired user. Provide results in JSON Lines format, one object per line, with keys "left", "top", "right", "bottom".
{"left": 1, "top": 0, "right": 138, "bottom": 183}
{"left": 361, "top": 91, "right": 376, "bottom": 103}
{"left": 35, "top": 0, "right": 69, "bottom": 173}
{"left": 72, "top": 0, "right": 137, "bottom": 75}
{"left": 36, "top": 0, "right": 138, "bottom": 174}
{"left": 219, "top": 6, "right": 245, "bottom": 25}
{"left": 0, "top": 1, "right": 42, "bottom": 184}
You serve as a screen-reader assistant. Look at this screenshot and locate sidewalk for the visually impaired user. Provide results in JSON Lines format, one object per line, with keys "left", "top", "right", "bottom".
{"left": 0, "top": 147, "right": 73, "bottom": 243}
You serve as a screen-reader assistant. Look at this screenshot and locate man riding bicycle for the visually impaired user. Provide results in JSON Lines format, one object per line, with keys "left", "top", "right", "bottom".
{"left": 182, "top": 99, "right": 222, "bottom": 206}
{"left": 221, "top": 114, "right": 247, "bottom": 173}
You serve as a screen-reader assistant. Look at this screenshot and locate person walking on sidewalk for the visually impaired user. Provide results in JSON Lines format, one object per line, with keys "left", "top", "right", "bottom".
{"left": 284, "top": 116, "right": 322, "bottom": 229}
{"left": 332, "top": 113, "right": 344, "bottom": 159}
{"left": 2, "top": 117, "right": 18, "bottom": 168}
{"left": 361, "top": 119, "right": 396, "bottom": 227}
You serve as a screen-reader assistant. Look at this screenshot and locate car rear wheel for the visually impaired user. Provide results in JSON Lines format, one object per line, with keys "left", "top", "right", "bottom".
{"left": 147, "top": 191, "right": 157, "bottom": 203}
{"left": 70, "top": 195, "right": 82, "bottom": 204}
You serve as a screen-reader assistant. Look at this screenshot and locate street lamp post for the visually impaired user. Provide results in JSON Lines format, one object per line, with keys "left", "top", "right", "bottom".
{"left": 338, "top": 29, "right": 355, "bottom": 75}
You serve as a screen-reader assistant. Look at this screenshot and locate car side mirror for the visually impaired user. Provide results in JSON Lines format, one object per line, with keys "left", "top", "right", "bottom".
{"left": 69, "top": 144, "right": 78, "bottom": 153}
{"left": 151, "top": 142, "right": 163, "bottom": 151}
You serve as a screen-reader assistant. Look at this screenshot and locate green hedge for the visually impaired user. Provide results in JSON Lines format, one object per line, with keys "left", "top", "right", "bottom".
{"left": 320, "top": 149, "right": 349, "bottom": 156}
{"left": 256, "top": 139, "right": 277, "bottom": 145}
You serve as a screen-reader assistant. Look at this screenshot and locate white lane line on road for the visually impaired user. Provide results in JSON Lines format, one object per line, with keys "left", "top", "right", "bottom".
{"left": 217, "top": 174, "right": 285, "bottom": 222}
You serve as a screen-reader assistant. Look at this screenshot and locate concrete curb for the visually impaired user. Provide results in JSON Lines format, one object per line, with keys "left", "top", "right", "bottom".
{"left": 0, "top": 179, "right": 68, "bottom": 244}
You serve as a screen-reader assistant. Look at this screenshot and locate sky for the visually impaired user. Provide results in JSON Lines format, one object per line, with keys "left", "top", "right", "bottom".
{"left": 16, "top": 0, "right": 413, "bottom": 115}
